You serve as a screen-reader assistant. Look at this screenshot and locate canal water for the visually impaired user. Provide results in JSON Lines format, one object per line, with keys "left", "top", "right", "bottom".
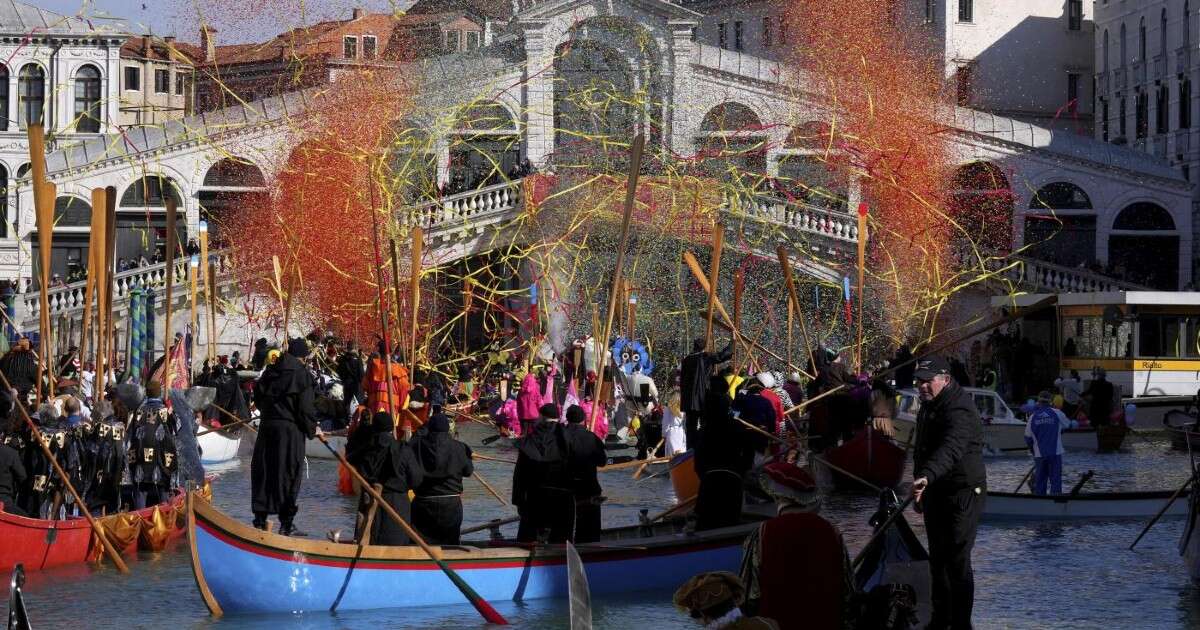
{"left": 6, "top": 427, "right": 1200, "bottom": 629}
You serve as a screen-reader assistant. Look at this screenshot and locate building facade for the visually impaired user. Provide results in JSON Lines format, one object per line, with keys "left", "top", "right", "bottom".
{"left": 117, "top": 36, "right": 196, "bottom": 128}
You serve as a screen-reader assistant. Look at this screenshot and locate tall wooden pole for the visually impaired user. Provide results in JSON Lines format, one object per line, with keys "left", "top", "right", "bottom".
{"left": 27, "top": 124, "right": 54, "bottom": 401}
{"left": 366, "top": 164, "right": 397, "bottom": 424}
{"left": 588, "top": 134, "right": 644, "bottom": 432}
{"left": 409, "top": 227, "right": 423, "bottom": 374}
{"left": 733, "top": 268, "right": 743, "bottom": 371}
{"left": 462, "top": 279, "right": 471, "bottom": 356}
{"left": 787, "top": 296, "right": 794, "bottom": 368}
{"left": 81, "top": 188, "right": 104, "bottom": 382}
{"left": 189, "top": 255, "right": 199, "bottom": 370}
{"left": 103, "top": 186, "right": 116, "bottom": 386}
{"left": 389, "top": 238, "right": 404, "bottom": 352}
{"left": 703, "top": 226, "right": 724, "bottom": 352}
{"left": 160, "top": 196, "right": 178, "bottom": 388}
{"left": 87, "top": 188, "right": 107, "bottom": 400}
{"left": 777, "top": 245, "right": 817, "bottom": 377}
{"left": 856, "top": 203, "right": 868, "bottom": 372}
{"left": 199, "top": 221, "right": 215, "bottom": 363}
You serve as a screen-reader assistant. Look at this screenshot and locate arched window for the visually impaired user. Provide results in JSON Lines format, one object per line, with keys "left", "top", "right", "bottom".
{"left": 1029, "top": 182, "right": 1093, "bottom": 210}
{"left": 15, "top": 163, "right": 29, "bottom": 179}
{"left": 17, "top": 64, "right": 44, "bottom": 130}
{"left": 784, "top": 121, "right": 834, "bottom": 150}
{"left": 1114, "top": 202, "right": 1176, "bottom": 230}
{"left": 700, "top": 102, "right": 763, "bottom": 133}
{"left": 1121, "top": 23, "right": 1128, "bottom": 66}
{"left": 0, "top": 65, "right": 8, "bottom": 131}
{"left": 1104, "top": 29, "right": 1110, "bottom": 74}
{"left": 1140, "top": 17, "right": 1147, "bottom": 61}
{"left": 54, "top": 196, "right": 91, "bottom": 227}
{"left": 202, "top": 158, "right": 267, "bottom": 188}
{"left": 453, "top": 101, "right": 518, "bottom": 133}
{"left": 74, "top": 65, "right": 101, "bottom": 133}
{"left": 120, "top": 175, "right": 182, "bottom": 207}
{"left": 0, "top": 164, "right": 8, "bottom": 238}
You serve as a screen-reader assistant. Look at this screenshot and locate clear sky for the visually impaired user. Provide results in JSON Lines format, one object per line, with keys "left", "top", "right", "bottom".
{"left": 33, "top": 0, "right": 415, "bottom": 44}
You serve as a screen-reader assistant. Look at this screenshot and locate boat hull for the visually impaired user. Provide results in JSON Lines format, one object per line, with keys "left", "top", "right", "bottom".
{"left": 669, "top": 451, "right": 699, "bottom": 502}
{"left": 188, "top": 493, "right": 752, "bottom": 615}
{"left": 0, "top": 489, "right": 186, "bottom": 572}
{"left": 197, "top": 430, "right": 242, "bottom": 464}
{"left": 1182, "top": 484, "right": 1200, "bottom": 582}
{"left": 984, "top": 490, "right": 1187, "bottom": 521}
{"left": 822, "top": 429, "right": 906, "bottom": 489}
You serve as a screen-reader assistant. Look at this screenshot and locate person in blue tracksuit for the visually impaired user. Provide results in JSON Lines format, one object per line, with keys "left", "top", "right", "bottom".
{"left": 1024, "top": 390, "right": 1074, "bottom": 495}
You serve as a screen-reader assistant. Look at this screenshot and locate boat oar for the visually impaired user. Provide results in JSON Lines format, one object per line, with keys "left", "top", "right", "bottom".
{"left": 314, "top": 433, "right": 509, "bottom": 625}
{"left": 1130, "top": 474, "right": 1195, "bottom": 550}
{"left": 0, "top": 370, "right": 130, "bottom": 573}
{"left": 850, "top": 494, "right": 915, "bottom": 570}
{"left": 648, "top": 495, "right": 699, "bottom": 523}
{"left": 1069, "top": 470, "right": 1095, "bottom": 495}
{"left": 195, "top": 418, "right": 251, "bottom": 437}
{"left": 473, "top": 452, "right": 516, "bottom": 465}
{"left": 600, "top": 456, "right": 668, "bottom": 472}
{"left": 1014, "top": 464, "right": 1036, "bottom": 493}
{"left": 211, "top": 404, "right": 259, "bottom": 433}
{"left": 733, "top": 418, "right": 879, "bottom": 492}
{"left": 632, "top": 438, "right": 665, "bottom": 479}
{"left": 461, "top": 515, "right": 521, "bottom": 536}
{"left": 471, "top": 469, "right": 509, "bottom": 506}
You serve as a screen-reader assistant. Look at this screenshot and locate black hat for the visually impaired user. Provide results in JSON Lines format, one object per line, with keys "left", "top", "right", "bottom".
{"left": 539, "top": 403, "right": 559, "bottom": 419}
{"left": 429, "top": 412, "right": 450, "bottom": 432}
{"left": 287, "top": 337, "right": 310, "bottom": 358}
{"left": 912, "top": 356, "right": 952, "bottom": 382}
{"left": 566, "top": 404, "right": 586, "bottom": 424}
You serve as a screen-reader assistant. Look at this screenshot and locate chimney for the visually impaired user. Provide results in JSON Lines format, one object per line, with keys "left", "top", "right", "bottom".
{"left": 353, "top": 8, "right": 366, "bottom": 20}
{"left": 200, "top": 25, "right": 217, "bottom": 62}
{"left": 142, "top": 35, "right": 151, "bottom": 55}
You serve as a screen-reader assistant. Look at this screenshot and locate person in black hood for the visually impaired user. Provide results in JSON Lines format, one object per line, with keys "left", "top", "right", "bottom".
{"left": 0, "top": 419, "right": 27, "bottom": 516}
{"left": 1, "top": 337, "right": 38, "bottom": 404}
{"left": 695, "top": 374, "right": 749, "bottom": 531}
{"left": 347, "top": 411, "right": 423, "bottom": 545}
{"left": 563, "top": 404, "right": 607, "bottom": 542}
{"left": 679, "top": 338, "right": 733, "bottom": 450}
{"left": 251, "top": 338, "right": 269, "bottom": 371}
{"left": 409, "top": 412, "right": 472, "bottom": 544}
{"left": 337, "top": 342, "right": 365, "bottom": 421}
{"left": 251, "top": 338, "right": 320, "bottom": 536}
{"left": 512, "top": 403, "right": 573, "bottom": 542}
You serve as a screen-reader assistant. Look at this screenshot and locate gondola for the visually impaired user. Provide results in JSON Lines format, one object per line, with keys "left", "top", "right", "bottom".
{"left": 821, "top": 427, "right": 907, "bottom": 490}
{"left": 185, "top": 490, "right": 762, "bottom": 616}
{"left": 304, "top": 429, "right": 348, "bottom": 460}
{"left": 984, "top": 489, "right": 1188, "bottom": 521}
{"left": 854, "top": 490, "right": 931, "bottom": 629}
{"left": 0, "top": 488, "right": 189, "bottom": 573}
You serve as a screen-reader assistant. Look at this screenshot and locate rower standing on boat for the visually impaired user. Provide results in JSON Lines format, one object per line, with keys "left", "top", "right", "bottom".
{"left": 696, "top": 374, "right": 750, "bottom": 531}
{"left": 911, "top": 357, "right": 986, "bottom": 630}
{"left": 251, "top": 338, "right": 321, "bottom": 536}
{"left": 128, "top": 381, "right": 179, "bottom": 510}
{"left": 1024, "top": 390, "right": 1072, "bottom": 495}
{"left": 680, "top": 338, "right": 733, "bottom": 449}
{"left": 512, "top": 403, "right": 573, "bottom": 542}
{"left": 346, "top": 411, "right": 423, "bottom": 545}
{"left": 0, "top": 423, "right": 27, "bottom": 516}
{"left": 409, "top": 411, "right": 472, "bottom": 545}
{"left": 563, "top": 404, "right": 607, "bottom": 542}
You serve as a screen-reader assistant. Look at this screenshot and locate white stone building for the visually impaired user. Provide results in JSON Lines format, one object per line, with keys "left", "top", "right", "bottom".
{"left": 11, "top": 0, "right": 1194, "bottom": 296}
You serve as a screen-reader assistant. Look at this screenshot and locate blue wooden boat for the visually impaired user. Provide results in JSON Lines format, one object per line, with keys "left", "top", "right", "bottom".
{"left": 185, "top": 491, "right": 761, "bottom": 616}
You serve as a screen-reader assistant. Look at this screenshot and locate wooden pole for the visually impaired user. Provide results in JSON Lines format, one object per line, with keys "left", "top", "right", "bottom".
{"left": 462, "top": 279, "right": 472, "bottom": 356}
{"left": 87, "top": 188, "right": 107, "bottom": 400}
{"left": 787, "top": 296, "right": 794, "bottom": 368}
{"left": 199, "top": 221, "right": 212, "bottom": 362}
{"left": 856, "top": 203, "right": 868, "bottom": 372}
{"left": 732, "top": 268, "right": 743, "bottom": 371}
{"left": 82, "top": 188, "right": 104, "bottom": 385}
{"left": 37, "top": 181, "right": 56, "bottom": 399}
{"left": 409, "top": 227, "right": 423, "bottom": 373}
{"left": 627, "top": 284, "right": 636, "bottom": 341}
{"left": 365, "top": 166, "right": 398, "bottom": 429}
{"left": 390, "top": 238, "right": 404, "bottom": 352}
{"left": 160, "top": 196, "right": 178, "bottom": 388}
{"left": 0, "top": 368, "right": 129, "bottom": 572}
{"left": 189, "top": 256, "right": 198, "bottom": 371}
{"left": 703, "top": 226, "right": 724, "bottom": 352}
{"left": 103, "top": 186, "right": 116, "bottom": 386}
{"left": 682, "top": 251, "right": 811, "bottom": 378}
{"left": 776, "top": 246, "right": 818, "bottom": 378}
{"left": 316, "top": 435, "right": 508, "bottom": 624}
{"left": 588, "top": 134, "right": 644, "bottom": 433}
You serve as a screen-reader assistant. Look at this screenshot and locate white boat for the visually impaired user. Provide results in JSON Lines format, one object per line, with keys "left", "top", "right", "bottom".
{"left": 305, "top": 430, "right": 347, "bottom": 460}
{"left": 983, "top": 489, "right": 1187, "bottom": 521}
{"left": 895, "top": 388, "right": 1106, "bottom": 454}
{"left": 196, "top": 429, "right": 242, "bottom": 464}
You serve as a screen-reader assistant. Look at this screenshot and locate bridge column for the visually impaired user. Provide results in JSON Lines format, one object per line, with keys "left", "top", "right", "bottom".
{"left": 666, "top": 20, "right": 699, "bottom": 159}
{"left": 520, "top": 19, "right": 555, "bottom": 169}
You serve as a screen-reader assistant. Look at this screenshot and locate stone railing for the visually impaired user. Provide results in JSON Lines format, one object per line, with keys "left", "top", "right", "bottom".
{"left": 727, "top": 195, "right": 859, "bottom": 243}
{"left": 402, "top": 180, "right": 524, "bottom": 232}
{"left": 1007, "top": 256, "right": 1150, "bottom": 293}
{"left": 23, "top": 250, "right": 237, "bottom": 323}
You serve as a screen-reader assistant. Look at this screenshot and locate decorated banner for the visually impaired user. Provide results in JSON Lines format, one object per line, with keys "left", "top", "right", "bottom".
{"left": 127, "top": 289, "right": 144, "bottom": 383}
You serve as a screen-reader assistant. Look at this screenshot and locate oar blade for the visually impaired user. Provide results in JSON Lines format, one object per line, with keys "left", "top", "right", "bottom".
{"left": 567, "top": 542, "right": 593, "bottom": 630}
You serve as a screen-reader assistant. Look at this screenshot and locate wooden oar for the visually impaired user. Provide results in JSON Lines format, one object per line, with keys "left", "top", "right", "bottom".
{"left": 0, "top": 370, "right": 129, "bottom": 573}
{"left": 1069, "top": 470, "right": 1095, "bottom": 495}
{"left": 1130, "top": 474, "right": 1195, "bottom": 550}
{"left": 850, "top": 494, "right": 914, "bottom": 570}
{"left": 315, "top": 433, "right": 508, "bottom": 624}
{"left": 1014, "top": 464, "right": 1036, "bottom": 493}
{"left": 647, "top": 495, "right": 698, "bottom": 523}
{"left": 471, "top": 469, "right": 508, "bottom": 506}
{"left": 195, "top": 418, "right": 251, "bottom": 437}
{"left": 211, "top": 404, "right": 258, "bottom": 433}
{"left": 632, "top": 438, "right": 665, "bottom": 479}
{"left": 473, "top": 452, "right": 516, "bottom": 465}
{"left": 600, "top": 456, "right": 668, "bottom": 472}
{"left": 461, "top": 515, "right": 521, "bottom": 536}
{"left": 567, "top": 541, "right": 593, "bottom": 630}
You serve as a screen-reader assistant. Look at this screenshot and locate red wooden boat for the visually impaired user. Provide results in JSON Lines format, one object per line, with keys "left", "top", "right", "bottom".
{"left": 821, "top": 428, "right": 906, "bottom": 490}
{"left": 0, "top": 488, "right": 190, "bottom": 573}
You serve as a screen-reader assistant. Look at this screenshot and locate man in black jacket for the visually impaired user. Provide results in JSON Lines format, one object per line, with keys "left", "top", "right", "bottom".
{"left": 911, "top": 356, "right": 986, "bottom": 630}
{"left": 511, "top": 403, "right": 572, "bottom": 542}
{"left": 563, "top": 404, "right": 607, "bottom": 542}
{"left": 0, "top": 425, "right": 27, "bottom": 516}
{"left": 251, "top": 338, "right": 321, "bottom": 536}
{"left": 337, "top": 342, "right": 365, "bottom": 422}
{"left": 679, "top": 338, "right": 733, "bottom": 448}
{"left": 409, "top": 412, "right": 473, "bottom": 545}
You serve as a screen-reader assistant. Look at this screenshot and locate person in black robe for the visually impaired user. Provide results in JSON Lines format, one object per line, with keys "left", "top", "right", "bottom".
{"left": 251, "top": 338, "right": 270, "bottom": 371}
{"left": 695, "top": 374, "right": 750, "bottom": 531}
{"left": 0, "top": 420, "right": 27, "bottom": 516}
{"left": 512, "top": 407, "right": 573, "bottom": 542}
{"left": 127, "top": 381, "right": 179, "bottom": 509}
{"left": 563, "top": 404, "right": 607, "bottom": 543}
{"left": 346, "top": 411, "right": 423, "bottom": 545}
{"left": 251, "top": 338, "right": 320, "bottom": 535}
{"left": 679, "top": 338, "right": 734, "bottom": 449}
{"left": 1, "top": 338, "right": 38, "bottom": 404}
{"left": 337, "top": 342, "right": 365, "bottom": 420}
{"left": 410, "top": 412, "right": 473, "bottom": 545}
{"left": 207, "top": 364, "right": 251, "bottom": 428}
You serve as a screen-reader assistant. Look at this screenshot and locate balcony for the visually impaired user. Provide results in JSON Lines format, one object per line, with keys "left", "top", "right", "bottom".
{"left": 1097, "top": 72, "right": 1109, "bottom": 94}
{"left": 1178, "top": 129, "right": 1192, "bottom": 157}
{"left": 1154, "top": 53, "right": 1167, "bottom": 81}
{"left": 1178, "top": 46, "right": 1192, "bottom": 75}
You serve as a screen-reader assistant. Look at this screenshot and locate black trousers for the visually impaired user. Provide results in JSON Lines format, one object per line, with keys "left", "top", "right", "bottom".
{"left": 696, "top": 469, "right": 744, "bottom": 531}
{"left": 0, "top": 494, "right": 25, "bottom": 517}
{"left": 412, "top": 495, "right": 464, "bottom": 545}
{"left": 133, "top": 483, "right": 166, "bottom": 510}
{"left": 517, "top": 488, "right": 574, "bottom": 543}
{"left": 922, "top": 486, "right": 985, "bottom": 630}
{"left": 574, "top": 496, "right": 602, "bottom": 543}
{"left": 637, "top": 421, "right": 663, "bottom": 460}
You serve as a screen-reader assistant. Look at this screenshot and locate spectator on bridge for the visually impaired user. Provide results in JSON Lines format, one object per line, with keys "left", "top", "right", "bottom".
{"left": 186, "top": 238, "right": 200, "bottom": 256}
{"left": 50, "top": 274, "right": 66, "bottom": 289}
